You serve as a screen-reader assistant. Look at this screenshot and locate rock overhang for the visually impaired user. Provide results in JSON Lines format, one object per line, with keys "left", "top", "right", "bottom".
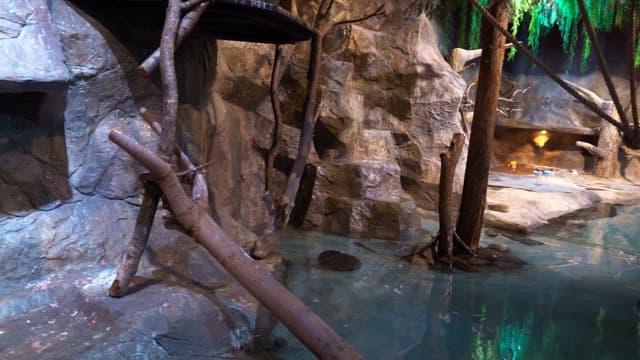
{"left": 0, "top": 0, "right": 70, "bottom": 127}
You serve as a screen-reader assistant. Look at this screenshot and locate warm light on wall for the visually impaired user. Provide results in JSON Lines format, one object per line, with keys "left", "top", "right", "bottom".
{"left": 533, "top": 130, "right": 550, "bottom": 148}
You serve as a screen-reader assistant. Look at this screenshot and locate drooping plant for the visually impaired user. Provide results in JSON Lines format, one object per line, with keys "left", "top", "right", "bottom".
{"left": 425, "top": 0, "right": 639, "bottom": 71}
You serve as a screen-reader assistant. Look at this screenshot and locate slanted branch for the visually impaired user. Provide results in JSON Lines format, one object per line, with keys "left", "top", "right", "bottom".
{"left": 109, "top": 130, "right": 361, "bottom": 360}
{"left": 567, "top": 80, "right": 622, "bottom": 178}
{"left": 265, "top": 1, "right": 386, "bottom": 234}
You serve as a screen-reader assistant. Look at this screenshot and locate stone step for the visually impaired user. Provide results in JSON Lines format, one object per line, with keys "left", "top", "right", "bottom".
{"left": 320, "top": 196, "right": 421, "bottom": 240}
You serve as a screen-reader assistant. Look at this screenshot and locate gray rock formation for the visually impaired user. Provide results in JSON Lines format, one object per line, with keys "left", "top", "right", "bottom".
{"left": 0, "top": 0, "right": 469, "bottom": 357}
{"left": 0, "top": 1, "right": 254, "bottom": 357}
{"left": 0, "top": 0, "right": 69, "bottom": 126}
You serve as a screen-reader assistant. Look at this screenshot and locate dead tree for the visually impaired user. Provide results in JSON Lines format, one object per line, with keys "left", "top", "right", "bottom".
{"left": 436, "top": 133, "right": 466, "bottom": 266}
{"left": 266, "top": 1, "right": 385, "bottom": 232}
{"left": 567, "top": 81, "right": 622, "bottom": 178}
{"left": 455, "top": 0, "right": 510, "bottom": 252}
{"left": 109, "top": 131, "right": 361, "bottom": 359}
{"left": 109, "top": 1, "right": 361, "bottom": 357}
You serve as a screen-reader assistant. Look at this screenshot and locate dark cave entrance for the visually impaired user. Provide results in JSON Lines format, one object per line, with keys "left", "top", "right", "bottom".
{"left": 0, "top": 92, "right": 71, "bottom": 216}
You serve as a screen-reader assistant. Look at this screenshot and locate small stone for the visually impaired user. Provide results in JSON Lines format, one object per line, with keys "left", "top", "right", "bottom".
{"left": 485, "top": 229, "right": 501, "bottom": 237}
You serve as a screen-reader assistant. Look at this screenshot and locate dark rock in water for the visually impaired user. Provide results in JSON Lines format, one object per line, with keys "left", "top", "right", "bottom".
{"left": 485, "top": 229, "right": 501, "bottom": 237}
{"left": 317, "top": 250, "right": 361, "bottom": 271}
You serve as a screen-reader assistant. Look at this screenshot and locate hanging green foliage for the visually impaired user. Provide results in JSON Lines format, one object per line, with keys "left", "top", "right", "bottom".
{"left": 424, "top": 0, "right": 640, "bottom": 71}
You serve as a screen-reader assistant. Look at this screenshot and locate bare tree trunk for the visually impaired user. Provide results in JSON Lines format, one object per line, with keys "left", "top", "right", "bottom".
{"left": 109, "top": 180, "right": 161, "bottom": 297}
{"left": 456, "top": 0, "right": 509, "bottom": 252}
{"left": 270, "top": 2, "right": 385, "bottom": 231}
{"left": 594, "top": 108, "right": 622, "bottom": 178}
{"left": 158, "top": 0, "right": 182, "bottom": 160}
{"left": 437, "top": 133, "right": 465, "bottom": 256}
{"left": 265, "top": 44, "right": 288, "bottom": 209}
{"left": 273, "top": 31, "right": 325, "bottom": 231}
{"left": 109, "top": 130, "right": 361, "bottom": 360}
{"left": 567, "top": 81, "right": 622, "bottom": 178}
{"left": 137, "top": 2, "right": 211, "bottom": 77}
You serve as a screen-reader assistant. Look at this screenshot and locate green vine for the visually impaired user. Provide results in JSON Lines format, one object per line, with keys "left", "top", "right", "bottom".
{"left": 424, "top": 0, "right": 639, "bottom": 72}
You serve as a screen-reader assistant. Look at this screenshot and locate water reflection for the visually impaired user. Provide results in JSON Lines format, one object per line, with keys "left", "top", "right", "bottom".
{"left": 267, "top": 206, "right": 640, "bottom": 359}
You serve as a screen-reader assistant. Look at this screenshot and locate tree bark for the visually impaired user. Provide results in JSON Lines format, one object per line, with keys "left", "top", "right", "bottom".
{"left": 137, "top": 2, "right": 211, "bottom": 77}
{"left": 456, "top": 0, "right": 509, "bottom": 252}
{"left": 594, "top": 107, "right": 622, "bottom": 178}
{"left": 158, "top": 0, "right": 183, "bottom": 161}
{"left": 109, "top": 130, "right": 361, "bottom": 360}
{"left": 108, "top": 180, "right": 162, "bottom": 297}
{"left": 265, "top": 44, "right": 288, "bottom": 208}
{"left": 437, "top": 133, "right": 465, "bottom": 256}
{"left": 566, "top": 81, "right": 622, "bottom": 178}
{"left": 270, "top": 2, "right": 385, "bottom": 232}
{"left": 273, "top": 31, "right": 325, "bottom": 231}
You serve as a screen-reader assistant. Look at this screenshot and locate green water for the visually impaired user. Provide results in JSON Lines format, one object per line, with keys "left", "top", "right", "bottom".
{"left": 269, "top": 205, "right": 640, "bottom": 359}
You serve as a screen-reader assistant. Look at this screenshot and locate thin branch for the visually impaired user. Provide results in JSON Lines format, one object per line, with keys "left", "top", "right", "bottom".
{"left": 334, "top": 3, "right": 385, "bottom": 27}
{"left": 577, "top": 0, "right": 631, "bottom": 132}
{"left": 108, "top": 130, "right": 362, "bottom": 360}
{"left": 138, "top": 2, "right": 210, "bottom": 77}
{"left": 176, "top": 160, "right": 216, "bottom": 177}
{"left": 266, "top": 44, "right": 285, "bottom": 208}
{"left": 467, "top": 0, "right": 625, "bottom": 133}
{"left": 630, "top": 0, "right": 639, "bottom": 134}
{"left": 453, "top": 231, "right": 475, "bottom": 256}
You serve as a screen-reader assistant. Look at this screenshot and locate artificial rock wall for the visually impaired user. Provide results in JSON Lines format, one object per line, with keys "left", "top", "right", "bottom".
{"left": 0, "top": 0, "right": 466, "bottom": 289}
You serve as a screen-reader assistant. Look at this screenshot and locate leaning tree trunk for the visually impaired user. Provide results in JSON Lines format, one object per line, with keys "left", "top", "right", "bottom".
{"left": 437, "top": 133, "right": 465, "bottom": 256}
{"left": 455, "top": 0, "right": 509, "bottom": 252}
{"left": 568, "top": 81, "right": 622, "bottom": 178}
{"left": 109, "top": 130, "right": 361, "bottom": 360}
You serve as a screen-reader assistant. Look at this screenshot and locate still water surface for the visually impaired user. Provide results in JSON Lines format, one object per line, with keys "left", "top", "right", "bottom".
{"left": 270, "top": 205, "right": 640, "bottom": 359}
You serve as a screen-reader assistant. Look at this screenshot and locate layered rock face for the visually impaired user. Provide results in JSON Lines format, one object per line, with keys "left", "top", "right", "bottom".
{"left": 0, "top": 0, "right": 467, "bottom": 283}
{"left": 0, "top": 0, "right": 466, "bottom": 356}
{"left": 0, "top": 1, "right": 253, "bottom": 357}
{"left": 211, "top": 0, "right": 466, "bottom": 239}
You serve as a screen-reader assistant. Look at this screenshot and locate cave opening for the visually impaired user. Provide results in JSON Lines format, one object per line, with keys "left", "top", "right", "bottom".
{"left": 0, "top": 92, "right": 71, "bottom": 216}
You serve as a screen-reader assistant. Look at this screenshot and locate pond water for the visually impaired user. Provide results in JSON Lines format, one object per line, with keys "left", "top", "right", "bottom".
{"left": 268, "top": 205, "right": 640, "bottom": 359}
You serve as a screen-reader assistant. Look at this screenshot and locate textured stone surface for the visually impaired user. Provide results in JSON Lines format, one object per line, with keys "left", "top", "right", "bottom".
{"left": 0, "top": 0, "right": 69, "bottom": 126}
{"left": 484, "top": 173, "right": 640, "bottom": 232}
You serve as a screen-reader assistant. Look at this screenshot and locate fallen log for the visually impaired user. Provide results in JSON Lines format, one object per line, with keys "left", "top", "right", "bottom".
{"left": 109, "top": 129, "right": 362, "bottom": 360}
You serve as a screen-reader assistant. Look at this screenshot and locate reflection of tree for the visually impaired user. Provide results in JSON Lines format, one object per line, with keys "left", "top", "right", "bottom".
{"left": 471, "top": 306, "right": 533, "bottom": 360}
{"left": 585, "top": 204, "right": 614, "bottom": 265}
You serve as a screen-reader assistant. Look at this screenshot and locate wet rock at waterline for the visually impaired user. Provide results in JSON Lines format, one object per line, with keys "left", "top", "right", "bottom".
{"left": 318, "top": 250, "right": 362, "bottom": 272}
